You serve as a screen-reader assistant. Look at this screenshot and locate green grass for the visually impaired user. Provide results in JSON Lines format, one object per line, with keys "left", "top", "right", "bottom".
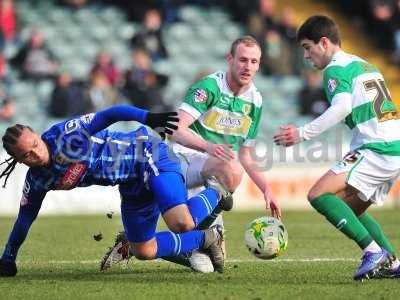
{"left": 0, "top": 210, "right": 399, "bottom": 299}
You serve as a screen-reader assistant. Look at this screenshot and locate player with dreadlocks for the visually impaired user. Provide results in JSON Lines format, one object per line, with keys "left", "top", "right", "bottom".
{"left": 0, "top": 104, "right": 230, "bottom": 277}
{"left": 0, "top": 125, "right": 34, "bottom": 187}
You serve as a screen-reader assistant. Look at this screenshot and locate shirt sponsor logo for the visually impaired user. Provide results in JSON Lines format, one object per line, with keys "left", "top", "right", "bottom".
{"left": 194, "top": 89, "right": 208, "bottom": 103}
{"left": 56, "top": 163, "right": 87, "bottom": 190}
{"left": 242, "top": 104, "right": 251, "bottom": 115}
{"left": 217, "top": 116, "right": 242, "bottom": 128}
{"left": 80, "top": 113, "right": 95, "bottom": 124}
{"left": 65, "top": 119, "right": 80, "bottom": 134}
{"left": 220, "top": 94, "right": 231, "bottom": 106}
{"left": 343, "top": 151, "right": 361, "bottom": 164}
{"left": 327, "top": 78, "right": 338, "bottom": 93}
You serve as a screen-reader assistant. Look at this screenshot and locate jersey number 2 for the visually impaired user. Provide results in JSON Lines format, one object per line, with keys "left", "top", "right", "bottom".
{"left": 363, "top": 79, "right": 399, "bottom": 122}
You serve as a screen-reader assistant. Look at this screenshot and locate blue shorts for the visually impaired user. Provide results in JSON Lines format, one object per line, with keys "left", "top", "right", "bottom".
{"left": 120, "top": 171, "right": 187, "bottom": 243}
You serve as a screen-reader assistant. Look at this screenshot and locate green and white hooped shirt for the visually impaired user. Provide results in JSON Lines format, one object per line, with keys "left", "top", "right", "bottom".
{"left": 323, "top": 51, "right": 400, "bottom": 156}
{"left": 179, "top": 71, "right": 263, "bottom": 151}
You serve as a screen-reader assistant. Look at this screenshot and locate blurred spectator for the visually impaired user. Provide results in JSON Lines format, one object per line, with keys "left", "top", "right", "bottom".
{"left": 109, "top": 0, "right": 180, "bottom": 23}
{"left": 122, "top": 48, "right": 170, "bottom": 112}
{"left": 0, "top": 50, "right": 9, "bottom": 84}
{"left": 225, "top": 0, "right": 257, "bottom": 24}
{"left": 0, "top": 89, "right": 14, "bottom": 121}
{"left": 0, "top": 0, "right": 17, "bottom": 46}
{"left": 370, "top": 0, "right": 397, "bottom": 52}
{"left": 278, "top": 7, "right": 297, "bottom": 45}
{"left": 258, "top": 0, "right": 279, "bottom": 31}
{"left": 277, "top": 6, "right": 302, "bottom": 74}
{"left": 298, "top": 70, "right": 329, "bottom": 117}
{"left": 247, "top": 0, "right": 279, "bottom": 37}
{"left": 0, "top": 51, "right": 11, "bottom": 94}
{"left": 335, "top": 0, "right": 400, "bottom": 65}
{"left": 247, "top": 0, "right": 300, "bottom": 75}
{"left": 260, "top": 29, "right": 294, "bottom": 76}
{"left": 11, "top": 30, "right": 58, "bottom": 82}
{"left": 90, "top": 51, "right": 120, "bottom": 87}
{"left": 247, "top": 13, "right": 264, "bottom": 38}
{"left": 48, "top": 72, "right": 90, "bottom": 118}
{"left": 88, "top": 70, "right": 119, "bottom": 111}
{"left": 131, "top": 9, "right": 168, "bottom": 61}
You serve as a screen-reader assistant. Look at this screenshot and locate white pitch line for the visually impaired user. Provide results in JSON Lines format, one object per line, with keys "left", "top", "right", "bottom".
{"left": 19, "top": 258, "right": 359, "bottom": 265}
{"left": 228, "top": 258, "right": 359, "bottom": 262}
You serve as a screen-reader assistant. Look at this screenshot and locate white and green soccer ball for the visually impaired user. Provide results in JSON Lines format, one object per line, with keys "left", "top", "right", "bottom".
{"left": 244, "top": 216, "right": 288, "bottom": 260}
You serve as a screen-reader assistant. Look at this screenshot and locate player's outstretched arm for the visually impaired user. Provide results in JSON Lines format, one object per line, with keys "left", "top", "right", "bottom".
{"left": 274, "top": 93, "right": 352, "bottom": 147}
{"left": 239, "top": 146, "right": 281, "bottom": 219}
{"left": 85, "top": 105, "right": 179, "bottom": 136}
{"left": 0, "top": 198, "right": 43, "bottom": 277}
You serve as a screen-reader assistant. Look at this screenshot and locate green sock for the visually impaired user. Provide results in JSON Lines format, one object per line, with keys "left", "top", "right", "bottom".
{"left": 358, "top": 212, "right": 395, "bottom": 256}
{"left": 311, "top": 193, "right": 372, "bottom": 250}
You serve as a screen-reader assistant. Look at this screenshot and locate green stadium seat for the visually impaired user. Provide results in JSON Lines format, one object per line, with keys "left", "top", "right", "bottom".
{"left": 118, "top": 23, "right": 137, "bottom": 41}
{"left": 99, "top": 7, "right": 125, "bottom": 23}
{"left": 153, "top": 60, "right": 174, "bottom": 74}
{"left": 167, "top": 24, "right": 194, "bottom": 41}
{"left": 179, "top": 6, "right": 204, "bottom": 23}
{"left": 36, "top": 81, "right": 54, "bottom": 102}
{"left": 278, "top": 76, "right": 303, "bottom": 96}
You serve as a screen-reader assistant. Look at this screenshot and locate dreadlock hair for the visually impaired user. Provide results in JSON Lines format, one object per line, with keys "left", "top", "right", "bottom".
{"left": 1, "top": 124, "right": 33, "bottom": 188}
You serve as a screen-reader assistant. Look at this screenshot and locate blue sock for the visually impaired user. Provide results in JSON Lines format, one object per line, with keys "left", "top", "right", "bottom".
{"left": 155, "top": 230, "right": 205, "bottom": 258}
{"left": 187, "top": 188, "right": 219, "bottom": 227}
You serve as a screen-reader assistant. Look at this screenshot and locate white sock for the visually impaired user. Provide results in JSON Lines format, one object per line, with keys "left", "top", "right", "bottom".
{"left": 363, "top": 241, "right": 381, "bottom": 253}
{"left": 391, "top": 258, "right": 400, "bottom": 270}
{"left": 211, "top": 213, "right": 224, "bottom": 228}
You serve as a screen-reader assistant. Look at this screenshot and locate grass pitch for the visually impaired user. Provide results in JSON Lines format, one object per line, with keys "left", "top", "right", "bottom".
{"left": 0, "top": 210, "right": 399, "bottom": 299}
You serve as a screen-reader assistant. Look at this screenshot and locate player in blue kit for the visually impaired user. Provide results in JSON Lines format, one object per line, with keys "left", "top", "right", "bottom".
{"left": 0, "top": 105, "right": 228, "bottom": 277}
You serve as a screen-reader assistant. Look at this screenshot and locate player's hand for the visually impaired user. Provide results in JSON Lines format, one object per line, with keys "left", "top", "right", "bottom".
{"left": 145, "top": 112, "right": 179, "bottom": 138}
{"left": 273, "top": 125, "right": 301, "bottom": 147}
{"left": 264, "top": 189, "right": 282, "bottom": 220}
{"left": 0, "top": 259, "right": 17, "bottom": 277}
{"left": 206, "top": 143, "right": 235, "bottom": 161}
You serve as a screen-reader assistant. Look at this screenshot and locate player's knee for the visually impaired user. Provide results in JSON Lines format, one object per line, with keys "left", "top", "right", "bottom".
{"left": 163, "top": 205, "right": 195, "bottom": 233}
{"left": 221, "top": 161, "right": 243, "bottom": 192}
{"left": 307, "top": 187, "right": 323, "bottom": 203}
{"left": 209, "top": 161, "right": 239, "bottom": 192}
{"left": 168, "top": 218, "right": 195, "bottom": 233}
{"left": 229, "top": 170, "right": 243, "bottom": 191}
{"left": 132, "top": 242, "right": 157, "bottom": 260}
{"left": 134, "top": 251, "right": 154, "bottom": 260}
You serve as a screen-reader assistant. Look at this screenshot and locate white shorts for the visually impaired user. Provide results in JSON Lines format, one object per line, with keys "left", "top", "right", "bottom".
{"left": 331, "top": 149, "right": 400, "bottom": 205}
{"left": 173, "top": 144, "right": 209, "bottom": 190}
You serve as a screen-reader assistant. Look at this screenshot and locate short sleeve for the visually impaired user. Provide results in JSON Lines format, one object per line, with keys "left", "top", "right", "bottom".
{"left": 180, "top": 77, "right": 219, "bottom": 119}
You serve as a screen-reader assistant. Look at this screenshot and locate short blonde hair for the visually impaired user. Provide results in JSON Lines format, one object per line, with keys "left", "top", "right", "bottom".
{"left": 230, "top": 35, "right": 261, "bottom": 56}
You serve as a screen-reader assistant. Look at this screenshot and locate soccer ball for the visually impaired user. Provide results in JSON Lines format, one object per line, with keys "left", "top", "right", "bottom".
{"left": 244, "top": 216, "right": 288, "bottom": 260}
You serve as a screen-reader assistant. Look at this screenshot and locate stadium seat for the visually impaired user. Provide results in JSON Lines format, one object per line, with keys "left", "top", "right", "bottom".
{"left": 118, "top": 23, "right": 137, "bottom": 41}
{"left": 179, "top": 6, "right": 204, "bottom": 23}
